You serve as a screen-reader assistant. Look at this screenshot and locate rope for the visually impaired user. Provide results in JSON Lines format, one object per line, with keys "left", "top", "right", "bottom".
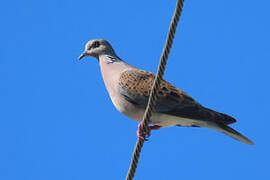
{"left": 125, "top": 0, "right": 184, "bottom": 179}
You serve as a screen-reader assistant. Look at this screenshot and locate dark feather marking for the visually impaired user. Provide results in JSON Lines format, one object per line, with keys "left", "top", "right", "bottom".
{"left": 119, "top": 69, "right": 237, "bottom": 125}
{"left": 170, "top": 91, "right": 180, "bottom": 98}
{"left": 122, "top": 94, "right": 139, "bottom": 105}
{"left": 176, "top": 125, "right": 200, "bottom": 127}
{"left": 162, "top": 87, "right": 169, "bottom": 91}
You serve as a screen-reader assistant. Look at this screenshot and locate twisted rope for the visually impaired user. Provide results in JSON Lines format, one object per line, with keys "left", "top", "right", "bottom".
{"left": 125, "top": 0, "right": 184, "bottom": 179}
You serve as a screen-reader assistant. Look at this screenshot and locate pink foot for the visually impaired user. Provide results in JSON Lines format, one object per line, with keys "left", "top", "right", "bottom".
{"left": 136, "top": 123, "right": 162, "bottom": 141}
{"left": 137, "top": 123, "right": 148, "bottom": 140}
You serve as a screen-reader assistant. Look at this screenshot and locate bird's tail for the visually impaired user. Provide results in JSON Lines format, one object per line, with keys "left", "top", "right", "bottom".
{"left": 206, "top": 122, "right": 254, "bottom": 145}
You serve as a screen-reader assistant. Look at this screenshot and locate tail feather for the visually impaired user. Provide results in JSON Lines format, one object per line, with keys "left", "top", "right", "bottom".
{"left": 209, "top": 122, "right": 254, "bottom": 145}
{"left": 202, "top": 107, "right": 237, "bottom": 125}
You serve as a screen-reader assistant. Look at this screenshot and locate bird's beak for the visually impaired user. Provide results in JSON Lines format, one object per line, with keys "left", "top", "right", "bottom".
{"left": 78, "top": 52, "right": 87, "bottom": 61}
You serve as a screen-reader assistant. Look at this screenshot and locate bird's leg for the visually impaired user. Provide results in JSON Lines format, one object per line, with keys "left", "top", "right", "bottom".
{"left": 137, "top": 123, "right": 162, "bottom": 141}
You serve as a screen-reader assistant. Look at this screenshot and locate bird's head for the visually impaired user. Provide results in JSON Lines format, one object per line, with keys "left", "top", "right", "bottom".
{"left": 78, "top": 39, "right": 116, "bottom": 60}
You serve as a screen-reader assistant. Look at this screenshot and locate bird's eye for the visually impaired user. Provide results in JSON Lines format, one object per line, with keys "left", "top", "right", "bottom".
{"left": 92, "top": 41, "right": 100, "bottom": 48}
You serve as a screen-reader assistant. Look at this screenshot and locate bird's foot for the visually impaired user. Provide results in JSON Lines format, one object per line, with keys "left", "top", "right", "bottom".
{"left": 137, "top": 123, "right": 149, "bottom": 141}
{"left": 136, "top": 123, "right": 161, "bottom": 141}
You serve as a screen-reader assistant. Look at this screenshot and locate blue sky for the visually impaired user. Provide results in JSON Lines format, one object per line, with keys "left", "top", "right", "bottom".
{"left": 1, "top": 0, "right": 269, "bottom": 179}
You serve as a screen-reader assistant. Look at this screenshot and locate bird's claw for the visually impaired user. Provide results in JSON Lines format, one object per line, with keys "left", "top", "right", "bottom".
{"left": 136, "top": 123, "right": 161, "bottom": 141}
{"left": 137, "top": 123, "right": 150, "bottom": 141}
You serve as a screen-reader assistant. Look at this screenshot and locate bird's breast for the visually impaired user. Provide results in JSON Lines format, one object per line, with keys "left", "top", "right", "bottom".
{"left": 99, "top": 57, "right": 143, "bottom": 120}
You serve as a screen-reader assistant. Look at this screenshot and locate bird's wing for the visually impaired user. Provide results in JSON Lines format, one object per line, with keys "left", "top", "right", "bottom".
{"left": 118, "top": 69, "right": 236, "bottom": 125}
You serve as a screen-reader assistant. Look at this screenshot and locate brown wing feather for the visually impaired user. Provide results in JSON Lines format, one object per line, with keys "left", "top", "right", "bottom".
{"left": 119, "top": 69, "right": 236, "bottom": 125}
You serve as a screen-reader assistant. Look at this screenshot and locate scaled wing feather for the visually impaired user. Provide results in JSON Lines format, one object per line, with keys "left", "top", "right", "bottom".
{"left": 118, "top": 69, "right": 236, "bottom": 125}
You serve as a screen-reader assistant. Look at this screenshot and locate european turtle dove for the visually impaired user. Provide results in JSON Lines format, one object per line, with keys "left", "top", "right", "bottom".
{"left": 79, "top": 39, "right": 253, "bottom": 145}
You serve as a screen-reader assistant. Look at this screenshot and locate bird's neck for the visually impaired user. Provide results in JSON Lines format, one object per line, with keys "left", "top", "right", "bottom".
{"left": 98, "top": 54, "right": 134, "bottom": 105}
{"left": 97, "top": 52, "right": 121, "bottom": 63}
{"left": 98, "top": 55, "right": 133, "bottom": 78}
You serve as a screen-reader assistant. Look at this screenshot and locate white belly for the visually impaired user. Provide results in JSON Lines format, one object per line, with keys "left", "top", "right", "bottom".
{"left": 150, "top": 113, "right": 204, "bottom": 127}
{"left": 116, "top": 101, "right": 205, "bottom": 128}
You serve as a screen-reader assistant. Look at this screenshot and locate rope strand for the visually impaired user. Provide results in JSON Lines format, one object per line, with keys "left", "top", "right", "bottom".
{"left": 125, "top": 0, "right": 184, "bottom": 179}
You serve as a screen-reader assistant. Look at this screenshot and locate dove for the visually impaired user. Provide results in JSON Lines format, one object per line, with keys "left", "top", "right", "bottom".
{"left": 79, "top": 39, "right": 253, "bottom": 145}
